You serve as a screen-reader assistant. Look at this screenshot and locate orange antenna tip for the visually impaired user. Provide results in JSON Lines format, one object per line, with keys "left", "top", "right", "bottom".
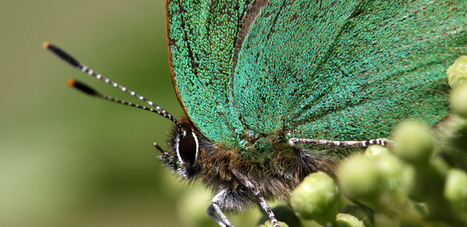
{"left": 43, "top": 42, "right": 50, "bottom": 49}
{"left": 67, "top": 78, "right": 76, "bottom": 87}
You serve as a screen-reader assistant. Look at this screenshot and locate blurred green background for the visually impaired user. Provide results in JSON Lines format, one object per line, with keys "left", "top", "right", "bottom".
{"left": 0, "top": 1, "right": 200, "bottom": 226}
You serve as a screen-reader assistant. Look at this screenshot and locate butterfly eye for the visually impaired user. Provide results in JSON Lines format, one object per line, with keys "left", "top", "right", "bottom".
{"left": 176, "top": 130, "right": 199, "bottom": 168}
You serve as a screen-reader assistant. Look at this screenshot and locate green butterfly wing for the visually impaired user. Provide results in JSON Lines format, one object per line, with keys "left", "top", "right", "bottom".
{"left": 166, "top": 0, "right": 467, "bottom": 147}
{"left": 234, "top": 0, "right": 467, "bottom": 141}
{"left": 166, "top": 0, "right": 252, "bottom": 147}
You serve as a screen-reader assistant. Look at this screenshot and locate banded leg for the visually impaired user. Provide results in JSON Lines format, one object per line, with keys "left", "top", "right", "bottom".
{"left": 255, "top": 189, "right": 279, "bottom": 227}
{"left": 232, "top": 170, "right": 280, "bottom": 227}
{"left": 210, "top": 189, "right": 233, "bottom": 227}
{"left": 288, "top": 138, "right": 392, "bottom": 148}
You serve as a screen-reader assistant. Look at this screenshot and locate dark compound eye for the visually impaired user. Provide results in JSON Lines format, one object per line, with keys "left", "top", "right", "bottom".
{"left": 176, "top": 131, "right": 199, "bottom": 167}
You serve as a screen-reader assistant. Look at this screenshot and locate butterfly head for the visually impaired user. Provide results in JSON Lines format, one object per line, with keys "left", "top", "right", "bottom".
{"left": 157, "top": 117, "right": 204, "bottom": 179}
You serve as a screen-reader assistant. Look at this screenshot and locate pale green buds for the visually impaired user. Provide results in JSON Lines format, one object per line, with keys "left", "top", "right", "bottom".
{"left": 447, "top": 56, "right": 467, "bottom": 88}
{"left": 290, "top": 171, "right": 338, "bottom": 225}
{"left": 392, "top": 122, "right": 433, "bottom": 164}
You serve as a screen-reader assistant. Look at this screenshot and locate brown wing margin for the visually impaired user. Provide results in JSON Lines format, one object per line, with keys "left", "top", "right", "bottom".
{"left": 165, "top": 0, "right": 192, "bottom": 121}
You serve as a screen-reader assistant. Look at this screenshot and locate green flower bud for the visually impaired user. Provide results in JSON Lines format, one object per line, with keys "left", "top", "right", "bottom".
{"left": 392, "top": 121, "right": 433, "bottom": 164}
{"left": 372, "top": 153, "right": 404, "bottom": 191}
{"left": 339, "top": 205, "right": 375, "bottom": 227}
{"left": 259, "top": 220, "right": 289, "bottom": 227}
{"left": 365, "top": 145, "right": 390, "bottom": 159}
{"left": 447, "top": 56, "right": 467, "bottom": 88}
{"left": 444, "top": 169, "right": 467, "bottom": 213}
{"left": 338, "top": 155, "right": 381, "bottom": 200}
{"left": 257, "top": 206, "right": 300, "bottom": 227}
{"left": 336, "top": 213, "right": 365, "bottom": 227}
{"left": 290, "top": 171, "right": 337, "bottom": 224}
{"left": 451, "top": 84, "right": 467, "bottom": 119}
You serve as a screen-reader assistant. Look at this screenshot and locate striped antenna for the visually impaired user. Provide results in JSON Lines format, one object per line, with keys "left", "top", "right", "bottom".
{"left": 288, "top": 138, "right": 393, "bottom": 148}
{"left": 43, "top": 42, "right": 182, "bottom": 132}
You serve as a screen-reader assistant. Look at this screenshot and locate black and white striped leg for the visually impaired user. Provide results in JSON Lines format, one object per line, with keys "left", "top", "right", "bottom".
{"left": 207, "top": 204, "right": 228, "bottom": 227}
{"left": 256, "top": 190, "right": 279, "bottom": 227}
{"left": 232, "top": 170, "right": 279, "bottom": 227}
{"left": 210, "top": 189, "right": 233, "bottom": 227}
{"left": 288, "top": 138, "right": 392, "bottom": 148}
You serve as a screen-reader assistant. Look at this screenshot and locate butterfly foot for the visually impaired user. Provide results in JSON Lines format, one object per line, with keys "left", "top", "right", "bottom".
{"left": 270, "top": 217, "right": 280, "bottom": 227}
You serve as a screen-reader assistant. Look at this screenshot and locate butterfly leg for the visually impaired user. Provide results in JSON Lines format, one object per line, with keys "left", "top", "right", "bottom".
{"left": 288, "top": 138, "right": 392, "bottom": 148}
{"left": 232, "top": 170, "right": 280, "bottom": 227}
{"left": 255, "top": 189, "right": 279, "bottom": 227}
{"left": 210, "top": 189, "right": 234, "bottom": 227}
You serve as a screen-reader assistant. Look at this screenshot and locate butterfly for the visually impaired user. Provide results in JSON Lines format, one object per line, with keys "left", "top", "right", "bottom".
{"left": 46, "top": 0, "right": 467, "bottom": 226}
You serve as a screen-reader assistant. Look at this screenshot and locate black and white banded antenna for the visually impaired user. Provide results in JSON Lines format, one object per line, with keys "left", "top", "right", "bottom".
{"left": 43, "top": 42, "right": 180, "bottom": 155}
{"left": 288, "top": 138, "right": 393, "bottom": 148}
